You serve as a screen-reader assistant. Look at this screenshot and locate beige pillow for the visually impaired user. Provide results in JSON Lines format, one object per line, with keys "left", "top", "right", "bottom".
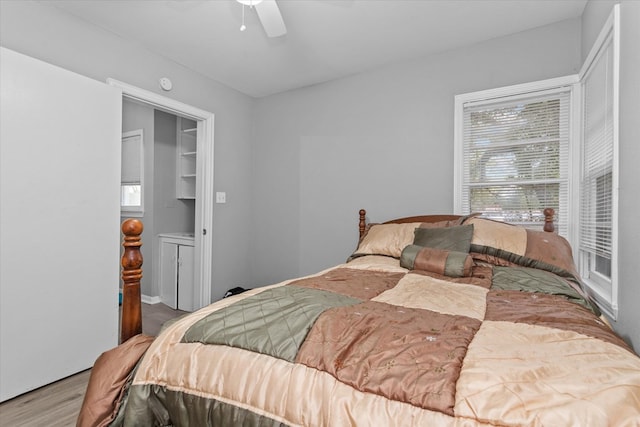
{"left": 466, "top": 217, "right": 527, "bottom": 256}
{"left": 355, "top": 222, "right": 422, "bottom": 258}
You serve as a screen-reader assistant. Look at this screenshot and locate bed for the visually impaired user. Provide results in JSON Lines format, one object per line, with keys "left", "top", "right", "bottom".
{"left": 78, "top": 209, "right": 640, "bottom": 427}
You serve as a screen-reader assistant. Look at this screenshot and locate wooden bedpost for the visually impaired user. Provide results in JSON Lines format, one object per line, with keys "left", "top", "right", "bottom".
{"left": 543, "top": 208, "right": 555, "bottom": 233}
{"left": 359, "top": 209, "right": 367, "bottom": 240}
{"left": 120, "top": 218, "right": 143, "bottom": 343}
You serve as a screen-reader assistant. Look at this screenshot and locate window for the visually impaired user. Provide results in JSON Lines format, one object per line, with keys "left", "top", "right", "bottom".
{"left": 579, "top": 6, "right": 619, "bottom": 318}
{"left": 454, "top": 78, "right": 575, "bottom": 237}
{"left": 121, "top": 129, "right": 144, "bottom": 216}
{"left": 454, "top": 6, "right": 620, "bottom": 319}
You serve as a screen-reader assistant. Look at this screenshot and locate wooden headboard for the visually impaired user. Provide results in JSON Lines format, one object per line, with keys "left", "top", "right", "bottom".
{"left": 119, "top": 209, "right": 556, "bottom": 343}
{"left": 358, "top": 208, "right": 555, "bottom": 239}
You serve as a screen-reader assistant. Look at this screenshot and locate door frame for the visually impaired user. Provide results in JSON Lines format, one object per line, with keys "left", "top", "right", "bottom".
{"left": 107, "top": 78, "right": 214, "bottom": 309}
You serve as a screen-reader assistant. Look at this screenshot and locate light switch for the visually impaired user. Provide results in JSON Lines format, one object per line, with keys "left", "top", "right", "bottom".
{"left": 216, "top": 192, "right": 226, "bottom": 203}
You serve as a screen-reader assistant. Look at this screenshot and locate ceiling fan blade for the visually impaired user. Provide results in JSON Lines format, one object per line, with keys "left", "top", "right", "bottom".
{"left": 255, "top": 0, "right": 287, "bottom": 38}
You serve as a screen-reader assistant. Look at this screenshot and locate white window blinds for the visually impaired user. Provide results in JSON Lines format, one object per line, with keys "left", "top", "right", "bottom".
{"left": 460, "top": 89, "right": 570, "bottom": 236}
{"left": 579, "top": 13, "right": 618, "bottom": 317}
{"left": 121, "top": 130, "right": 143, "bottom": 212}
{"left": 121, "top": 132, "right": 142, "bottom": 184}
{"left": 581, "top": 35, "right": 613, "bottom": 263}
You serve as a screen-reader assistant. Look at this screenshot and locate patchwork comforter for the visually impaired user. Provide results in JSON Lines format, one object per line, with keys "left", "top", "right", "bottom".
{"left": 82, "top": 218, "right": 640, "bottom": 427}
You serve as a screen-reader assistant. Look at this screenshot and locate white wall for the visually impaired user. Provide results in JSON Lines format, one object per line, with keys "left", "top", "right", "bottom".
{"left": 251, "top": 18, "right": 582, "bottom": 285}
{"left": 0, "top": 0, "right": 255, "bottom": 301}
{"left": 581, "top": 0, "right": 640, "bottom": 351}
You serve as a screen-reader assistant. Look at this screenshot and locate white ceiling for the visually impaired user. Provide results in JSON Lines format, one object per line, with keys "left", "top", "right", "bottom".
{"left": 48, "top": 0, "right": 588, "bottom": 98}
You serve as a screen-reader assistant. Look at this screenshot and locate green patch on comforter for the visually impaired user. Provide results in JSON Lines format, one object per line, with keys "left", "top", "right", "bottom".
{"left": 182, "top": 286, "right": 361, "bottom": 362}
{"left": 491, "top": 266, "right": 594, "bottom": 312}
{"left": 114, "top": 384, "right": 287, "bottom": 427}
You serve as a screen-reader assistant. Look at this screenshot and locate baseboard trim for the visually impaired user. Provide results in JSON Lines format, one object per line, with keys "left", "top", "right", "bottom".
{"left": 142, "top": 295, "right": 162, "bottom": 305}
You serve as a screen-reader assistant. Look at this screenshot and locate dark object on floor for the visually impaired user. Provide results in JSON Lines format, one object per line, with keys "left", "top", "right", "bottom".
{"left": 223, "top": 287, "right": 250, "bottom": 298}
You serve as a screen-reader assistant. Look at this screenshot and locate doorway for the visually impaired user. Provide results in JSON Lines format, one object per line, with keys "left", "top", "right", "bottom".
{"left": 109, "top": 78, "right": 214, "bottom": 311}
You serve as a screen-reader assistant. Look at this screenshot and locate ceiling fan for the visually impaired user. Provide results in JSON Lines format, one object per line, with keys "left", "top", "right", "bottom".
{"left": 236, "top": 0, "right": 287, "bottom": 38}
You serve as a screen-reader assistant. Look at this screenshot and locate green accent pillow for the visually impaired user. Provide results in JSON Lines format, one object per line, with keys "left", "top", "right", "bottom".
{"left": 400, "top": 245, "right": 473, "bottom": 277}
{"left": 412, "top": 224, "right": 474, "bottom": 253}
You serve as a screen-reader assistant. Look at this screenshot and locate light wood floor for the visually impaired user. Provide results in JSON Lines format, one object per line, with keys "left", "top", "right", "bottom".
{"left": 0, "top": 303, "right": 186, "bottom": 427}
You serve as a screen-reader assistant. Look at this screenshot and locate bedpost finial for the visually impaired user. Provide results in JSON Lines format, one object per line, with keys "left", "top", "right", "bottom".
{"left": 122, "top": 218, "right": 143, "bottom": 236}
{"left": 543, "top": 208, "right": 555, "bottom": 233}
{"left": 358, "top": 209, "right": 367, "bottom": 240}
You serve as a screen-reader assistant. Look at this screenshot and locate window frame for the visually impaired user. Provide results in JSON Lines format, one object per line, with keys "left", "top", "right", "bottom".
{"left": 121, "top": 129, "right": 144, "bottom": 217}
{"left": 453, "top": 75, "right": 580, "bottom": 242}
{"left": 453, "top": 6, "right": 620, "bottom": 319}
{"left": 577, "top": 5, "right": 620, "bottom": 319}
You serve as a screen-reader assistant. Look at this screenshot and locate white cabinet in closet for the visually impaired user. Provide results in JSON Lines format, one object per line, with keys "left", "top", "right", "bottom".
{"left": 159, "top": 233, "right": 195, "bottom": 312}
{"left": 176, "top": 117, "right": 197, "bottom": 199}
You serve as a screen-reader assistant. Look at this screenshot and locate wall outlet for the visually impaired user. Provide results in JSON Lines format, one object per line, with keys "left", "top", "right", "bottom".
{"left": 215, "top": 192, "right": 226, "bottom": 203}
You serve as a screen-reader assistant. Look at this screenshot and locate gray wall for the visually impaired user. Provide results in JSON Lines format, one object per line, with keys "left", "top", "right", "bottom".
{"left": 0, "top": 0, "right": 255, "bottom": 301}
{"left": 153, "top": 110, "right": 196, "bottom": 298}
{"left": 250, "top": 18, "right": 582, "bottom": 285}
{"left": 120, "top": 105, "right": 197, "bottom": 298}
{"left": 153, "top": 112, "right": 196, "bottom": 239}
{"left": 121, "top": 100, "right": 155, "bottom": 297}
{"left": 581, "top": 0, "right": 640, "bottom": 350}
{"left": 1, "top": 0, "right": 637, "bottom": 351}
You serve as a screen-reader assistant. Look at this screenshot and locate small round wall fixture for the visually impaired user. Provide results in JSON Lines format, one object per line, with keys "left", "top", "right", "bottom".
{"left": 159, "top": 77, "right": 173, "bottom": 91}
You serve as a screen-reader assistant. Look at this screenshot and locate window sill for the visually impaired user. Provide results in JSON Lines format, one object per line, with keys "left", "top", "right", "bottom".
{"left": 583, "top": 277, "right": 618, "bottom": 320}
{"left": 121, "top": 210, "right": 144, "bottom": 218}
